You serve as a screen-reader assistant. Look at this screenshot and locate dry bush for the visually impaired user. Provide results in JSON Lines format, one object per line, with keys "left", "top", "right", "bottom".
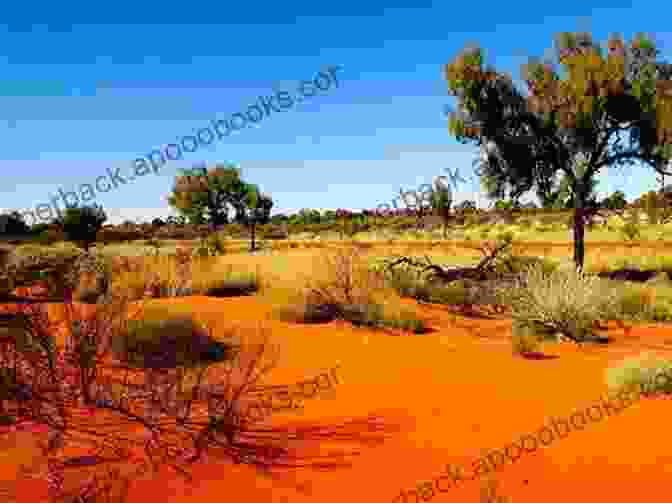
{"left": 110, "top": 253, "right": 194, "bottom": 300}
{"left": 264, "top": 248, "right": 429, "bottom": 332}
{"left": 305, "top": 247, "right": 391, "bottom": 309}
{"left": 497, "top": 262, "right": 621, "bottom": 343}
{"left": 269, "top": 247, "right": 392, "bottom": 323}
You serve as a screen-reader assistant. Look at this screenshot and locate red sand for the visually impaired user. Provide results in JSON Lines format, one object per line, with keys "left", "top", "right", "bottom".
{"left": 1, "top": 295, "right": 671, "bottom": 502}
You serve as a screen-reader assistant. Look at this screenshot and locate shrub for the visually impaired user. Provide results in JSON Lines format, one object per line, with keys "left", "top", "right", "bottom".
{"left": 605, "top": 352, "right": 672, "bottom": 397}
{"left": 0, "top": 211, "right": 30, "bottom": 236}
{"left": 204, "top": 233, "right": 227, "bottom": 255}
{"left": 270, "top": 249, "right": 423, "bottom": 333}
{"left": 112, "top": 316, "right": 238, "bottom": 369}
{"left": 620, "top": 222, "right": 641, "bottom": 241}
{"left": 201, "top": 274, "right": 259, "bottom": 297}
{"left": 614, "top": 285, "right": 655, "bottom": 321}
{"left": 497, "top": 263, "right": 621, "bottom": 342}
{"left": 381, "top": 309, "right": 428, "bottom": 334}
{"left": 381, "top": 264, "right": 431, "bottom": 300}
{"left": 146, "top": 238, "right": 163, "bottom": 249}
{"left": 304, "top": 248, "right": 388, "bottom": 309}
{"left": 511, "top": 326, "right": 543, "bottom": 355}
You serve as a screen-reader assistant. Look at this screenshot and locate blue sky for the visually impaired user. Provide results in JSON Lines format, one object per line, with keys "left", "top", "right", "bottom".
{"left": 0, "top": 1, "right": 670, "bottom": 225}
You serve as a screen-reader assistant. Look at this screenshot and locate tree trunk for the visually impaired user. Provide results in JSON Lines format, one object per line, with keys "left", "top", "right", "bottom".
{"left": 250, "top": 222, "right": 256, "bottom": 252}
{"left": 573, "top": 181, "right": 586, "bottom": 272}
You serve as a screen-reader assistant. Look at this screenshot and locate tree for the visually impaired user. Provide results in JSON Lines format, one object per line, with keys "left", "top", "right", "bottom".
{"left": 431, "top": 177, "right": 453, "bottom": 238}
{"left": 552, "top": 173, "right": 602, "bottom": 212}
{"left": 168, "top": 163, "right": 247, "bottom": 226}
{"left": 56, "top": 205, "right": 107, "bottom": 251}
{"left": 455, "top": 200, "right": 477, "bottom": 213}
{"left": 270, "top": 213, "right": 288, "bottom": 225}
{"left": 0, "top": 212, "right": 30, "bottom": 237}
{"left": 445, "top": 31, "right": 672, "bottom": 270}
{"left": 241, "top": 186, "right": 273, "bottom": 252}
{"left": 600, "top": 190, "right": 627, "bottom": 210}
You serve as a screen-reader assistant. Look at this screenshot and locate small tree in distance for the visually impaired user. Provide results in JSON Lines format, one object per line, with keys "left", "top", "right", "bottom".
{"left": 57, "top": 205, "right": 107, "bottom": 251}
{"left": 431, "top": 177, "right": 453, "bottom": 238}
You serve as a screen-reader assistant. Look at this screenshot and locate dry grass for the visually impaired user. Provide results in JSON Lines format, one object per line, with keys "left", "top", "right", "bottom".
{"left": 258, "top": 247, "right": 427, "bottom": 332}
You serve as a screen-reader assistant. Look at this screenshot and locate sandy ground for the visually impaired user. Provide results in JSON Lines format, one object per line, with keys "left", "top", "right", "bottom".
{"left": 1, "top": 291, "right": 672, "bottom": 503}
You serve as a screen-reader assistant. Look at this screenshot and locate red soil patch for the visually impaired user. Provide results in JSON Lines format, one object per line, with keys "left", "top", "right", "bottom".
{"left": 1, "top": 295, "right": 671, "bottom": 502}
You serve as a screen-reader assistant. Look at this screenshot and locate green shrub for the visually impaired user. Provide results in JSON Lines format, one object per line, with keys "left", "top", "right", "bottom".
{"left": 338, "top": 302, "right": 428, "bottom": 333}
{"left": 620, "top": 222, "right": 641, "bottom": 241}
{"left": 511, "top": 320, "right": 543, "bottom": 355}
{"left": 378, "top": 260, "right": 470, "bottom": 305}
{"left": 382, "top": 312, "right": 427, "bottom": 334}
{"left": 650, "top": 302, "right": 672, "bottom": 321}
{"left": 614, "top": 285, "right": 653, "bottom": 321}
{"left": 206, "top": 234, "right": 227, "bottom": 255}
{"left": 202, "top": 275, "right": 259, "bottom": 297}
{"left": 112, "top": 316, "right": 238, "bottom": 369}
{"left": 497, "top": 263, "right": 621, "bottom": 342}
{"left": 194, "top": 245, "right": 210, "bottom": 257}
{"left": 605, "top": 352, "right": 672, "bottom": 397}
{"left": 383, "top": 267, "right": 428, "bottom": 299}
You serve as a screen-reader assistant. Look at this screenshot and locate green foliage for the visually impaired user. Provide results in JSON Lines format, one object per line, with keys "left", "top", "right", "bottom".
{"left": 605, "top": 352, "right": 672, "bottom": 397}
{"left": 57, "top": 205, "right": 107, "bottom": 250}
{"left": 511, "top": 320, "right": 544, "bottom": 355}
{"left": 381, "top": 309, "right": 428, "bottom": 334}
{"left": 494, "top": 200, "right": 515, "bottom": 211}
{"left": 201, "top": 274, "right": 259, "bottom": 297}
{"left": 29, "top": 223, "right": 50, "bottom": 235}
{"left": 112, "top": 316, "right": 237, "bottom": 369}
{"left": 601, "top": 190, "right": 628, "bottom": 210}
{"left": 620, "top": 221, "right": 641, "bottom": 241}
{"left": 0, "top": 212, "right": 30, "bottom": 236}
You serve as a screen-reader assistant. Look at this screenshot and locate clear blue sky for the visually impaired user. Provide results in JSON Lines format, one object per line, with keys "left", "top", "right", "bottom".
{"left": 0, "top": 1, "right": 670, "bottom": 225}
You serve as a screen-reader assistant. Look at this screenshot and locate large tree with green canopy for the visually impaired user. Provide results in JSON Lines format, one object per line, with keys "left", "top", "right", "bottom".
{"left": 167, "top": 163, "right": 272, "bottom": 251}
{"left": 445, "top": 31, "right": 672, "bottom": 270}
{"left": 168, "top": 163, "right": 256, "bottom": 226}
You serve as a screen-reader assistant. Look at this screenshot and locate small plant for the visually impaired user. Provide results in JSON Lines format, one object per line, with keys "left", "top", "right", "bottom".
{"left": 201, "top": 274, "right": 259, "bottom": 297}
{"left": 383, "top": 311, "right": 428, "bottom": 334}
{"left": 620, "top": 221, "right": 641, "bottom": 241}
{"left": 615, "top": 285, "right": 655, "bottom": 321}
{"left": 146, "top": 238, "right": 163, "bottom": 255}
{"left": 605, "top": 352, "right": 672, "bottom": 397}
{"left": 511, "top": 320, "right": 543, "bottom": 355}
{"left": 206, "top": 233, "right": 227, "bottom": 255}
